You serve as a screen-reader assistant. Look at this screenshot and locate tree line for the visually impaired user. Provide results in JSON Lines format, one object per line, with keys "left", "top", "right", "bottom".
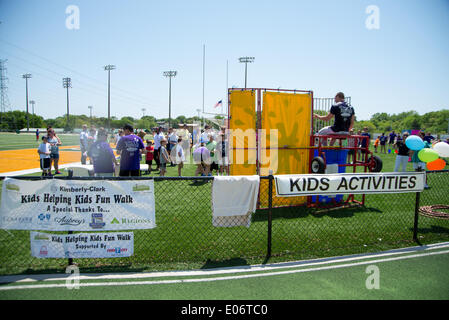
{"left": 0, "top": 111, "right": 219, "bottom": 132}
{"left": 1, "top": 109, "right": 448, "bottom": 134}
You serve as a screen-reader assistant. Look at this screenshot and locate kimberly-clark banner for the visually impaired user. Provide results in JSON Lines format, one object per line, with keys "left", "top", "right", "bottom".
{"left": 30, "top": 231, "right": 134, "bottom": 258}
{"left": 0, "top": 178, "right": 156, "bottom": 231}
{"left": 275, "top": 172, "right": 425, "bottom": 197}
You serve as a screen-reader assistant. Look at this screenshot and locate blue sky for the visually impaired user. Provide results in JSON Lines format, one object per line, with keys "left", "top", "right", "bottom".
{"left": 0, "top": 0, "right": 448, "bottom": 121}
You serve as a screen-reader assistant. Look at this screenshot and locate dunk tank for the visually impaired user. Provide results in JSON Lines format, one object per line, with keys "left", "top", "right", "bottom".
{"left": 226, "top": 88, "right": 383, "bottom": 209}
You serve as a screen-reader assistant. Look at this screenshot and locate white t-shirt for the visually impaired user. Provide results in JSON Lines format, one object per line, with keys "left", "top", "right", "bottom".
{"left": 38, "top": 143, "right": 51, "bottom": 159}
{"left": 154, "top": 132, "right": 165, "bottom": 149}
{"left": 168, "top": 133, "right": 178, "bottom": 145}
{"left": 175, "top": 144, "right": 185, "bottom": 162}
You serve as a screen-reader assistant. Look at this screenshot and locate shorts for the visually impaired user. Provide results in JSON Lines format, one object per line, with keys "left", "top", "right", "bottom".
{"left": 119, "top": 169, "right": 140, "bottom": 177}
{"left": 40, "top": 158, "right": 50, "bottom": 170}
{"left": 413, "top": 162, "right": 426, "bottom": 171}
{"left": 210, "top": 162, "right": 219, "bottom": 171}
{"left": 160, "top": 163, "right": 167, "bottom": 170}
{"left": 347, "top": 150, "right": 354, "bottom": 156}
{"left": 146, "top": 160, "right": 153, "bottom": 166}
{"left": 50, "top": 153, "right": 59, "bottom": 159}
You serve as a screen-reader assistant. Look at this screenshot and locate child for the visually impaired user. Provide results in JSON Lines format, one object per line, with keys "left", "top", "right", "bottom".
{"left": 144, "top": 140, "right": 154, "bottom": 175}
{"left": 374, "top": 137, "right": 380, "bottom": 153}
{"left": 159, "top": 139, "right": 170, "bottom": 176}
{"left": 175, "top": 137, "right": 185, "bottom": 177}
{"left": 37, "top": 136, "right": 51, "bottom": 176}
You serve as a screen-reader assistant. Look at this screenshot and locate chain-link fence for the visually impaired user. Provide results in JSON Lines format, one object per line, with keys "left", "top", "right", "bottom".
{"left": 0, "top": 172, "right": 448, "bottom": 276}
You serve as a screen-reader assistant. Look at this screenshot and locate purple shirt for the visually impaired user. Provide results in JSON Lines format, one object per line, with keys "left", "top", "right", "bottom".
{"left": 88, "top": 141, "right": 115, "bottom": 173}
{"left": 116, "top": 134, "right": 145, "bottom": 171}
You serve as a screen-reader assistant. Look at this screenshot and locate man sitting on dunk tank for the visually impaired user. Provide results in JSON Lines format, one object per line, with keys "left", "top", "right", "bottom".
{"left": 313, "top": 92, "right": 355, "bottom": 146}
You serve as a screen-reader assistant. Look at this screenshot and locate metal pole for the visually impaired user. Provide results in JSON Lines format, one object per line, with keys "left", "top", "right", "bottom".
{"left": 267, "top": 173, "right": 273, "bottom": 258}
{"left": 244, "top": 62, "right": 248, "bottom": 89}
{"left": 66, "top": 85, "right": 70, "bottom": 128}
{"left": 107, "top": 69, "right": 111, "bottom": 131}
{"left": 413, "top": 192, "right": 421, "bottom": 242}
{"left": 202, "top": 45, "right": 205, "bottom": 128}
{"left": 168, "top": 76, "right": 172, "bottom": 128}
{"left": 24, "top": 76, "right": 30, "bottom": 132}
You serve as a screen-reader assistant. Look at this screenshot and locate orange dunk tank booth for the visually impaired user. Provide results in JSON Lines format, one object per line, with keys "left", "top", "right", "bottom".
{"left": 228, "top": 88, "right": 313, "bottom": 208}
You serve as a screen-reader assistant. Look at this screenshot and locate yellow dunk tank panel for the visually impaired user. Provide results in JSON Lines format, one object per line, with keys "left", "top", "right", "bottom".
{"left": 228, "top": 89, "right": 312, "bottom": 207}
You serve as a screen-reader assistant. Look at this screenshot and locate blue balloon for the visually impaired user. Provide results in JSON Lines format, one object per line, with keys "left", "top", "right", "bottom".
{"left": 405, "top": 135, "right": 424, "bottom": 151}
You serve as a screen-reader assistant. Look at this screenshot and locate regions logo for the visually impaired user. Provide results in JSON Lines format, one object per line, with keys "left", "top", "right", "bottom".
{"left": 111, "top": 218, "right": 120, "bottom": 224}
{"left": 89, "top": 213, "right": 106, "bottom": 229}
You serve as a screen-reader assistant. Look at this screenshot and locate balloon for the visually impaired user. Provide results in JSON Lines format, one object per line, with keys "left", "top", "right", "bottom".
{"left": 433, "top": 142, "right": 449, "bottom": 157}
{"left": 418, "top": 148, "right": 439, "bottom": 163}
{"left": 394, "top": 149, "right": 398, "bottom": 154}
{"left": 388, "top": 149, "right": 391, "bottom": 154}
{"left": 426, "top": 158, "right": 446, "bottom": 171}
{"left": 405, "top": 135, "right": 424, "bottom": 151}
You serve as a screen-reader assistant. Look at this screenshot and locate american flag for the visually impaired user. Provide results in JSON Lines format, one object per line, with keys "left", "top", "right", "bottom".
{"left": 214, "top": 100, "right": 222, "bottom": 108}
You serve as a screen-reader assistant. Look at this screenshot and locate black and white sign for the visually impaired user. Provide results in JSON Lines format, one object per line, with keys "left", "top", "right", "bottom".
{"left": 275, "top": 172, "right": 425, "bottom": 197}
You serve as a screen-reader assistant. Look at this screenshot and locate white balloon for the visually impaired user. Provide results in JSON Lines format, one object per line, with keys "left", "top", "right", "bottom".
{"left": 433, "top": 142, "right": 449, "bottom": 157}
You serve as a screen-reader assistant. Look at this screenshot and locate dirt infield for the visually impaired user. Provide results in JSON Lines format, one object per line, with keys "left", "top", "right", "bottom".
{"left": 0, "top": 146, "right": 81, "bottom": 173}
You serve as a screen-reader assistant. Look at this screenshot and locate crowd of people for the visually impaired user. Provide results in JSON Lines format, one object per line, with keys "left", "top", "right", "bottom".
{"left": 63, "top": 123, "right": 230, "bottom": 178}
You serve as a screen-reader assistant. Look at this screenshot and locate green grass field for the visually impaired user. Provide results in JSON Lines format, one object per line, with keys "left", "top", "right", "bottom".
{"left": 0, "top": 133, "right": 448, "bottom": 276}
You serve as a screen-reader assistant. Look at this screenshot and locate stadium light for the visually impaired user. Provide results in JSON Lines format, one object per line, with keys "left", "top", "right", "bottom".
{"left": 238, "top": 57, "right": 255, "bottom": 89}
{"left": 163, "top": 71, "right": 177, "bottom": 128}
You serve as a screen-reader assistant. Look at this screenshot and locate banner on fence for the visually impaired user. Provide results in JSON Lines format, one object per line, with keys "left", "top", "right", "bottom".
{"left": 30, "top": 231, "right": 134, "bottom": 258}
{"left": 0, "top": 178, "right": 156, "bottom": 230}
{"left": 275, "top": 172, "right": 425, "bottom": 197}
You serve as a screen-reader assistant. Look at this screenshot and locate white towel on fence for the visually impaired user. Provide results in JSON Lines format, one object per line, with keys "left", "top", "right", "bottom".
{"left": 211, "top": 175, "right": 260, "bottom": 228}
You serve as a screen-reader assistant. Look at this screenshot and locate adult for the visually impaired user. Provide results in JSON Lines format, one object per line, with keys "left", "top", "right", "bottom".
{"left": 153, "top": 127, "right": 165, "bottom": 172}
{"left": 206, "top": 134, "right": 218, "bottom": 175}
{"left": 410, "top": 131, "right": 430, "bottom": 188}
{"left": 193, "top": 143, "right": 211, "bottom": 176}
{"left": 79, "top": 124, "right": 89, "bottom": 165}
{"left": 379, "top": 132, "right": 387, "bottom": 154}
{"left": 423, "top": 132, "right": 435, "bottom": 144}
{"left": 360, "top": 127, "right": 371, "bottom": 161}
{"left": 394, "top": 132, "right": 412, "bottom": 172}
{"left": 88, "top": 128, "right": 118, "bottom": 177}
{"left": 116, "top": 124, "right": 145, "bottom": 176}
{"left": 217, "top": 131, "right": 229, "bottom": 176}
{"left": 87, "top": 126, "right": 97, "bottom": 164}
{"left": 47, "top": 128, "right": 62, "bottom": 174}
{"left": 388, "top": 131, "right": 397, "bottom": 145}
{"left": 313, "top": 92, "right": 355, "bottom": 146}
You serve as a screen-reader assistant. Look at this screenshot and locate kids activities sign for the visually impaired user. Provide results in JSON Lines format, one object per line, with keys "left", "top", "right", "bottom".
{"left": 275, "top": 172, "right": 426, "bottom": 197}
{"left": 31, "top": 231, "right": 134, "bottom": 259}
{"left": 0, "top": 178, "right": 156, "bottom": 231}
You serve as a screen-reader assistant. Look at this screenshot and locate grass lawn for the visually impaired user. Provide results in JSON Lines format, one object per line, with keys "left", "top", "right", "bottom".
{"left": 0, "top": 136, "right": 448, "bottom": 276}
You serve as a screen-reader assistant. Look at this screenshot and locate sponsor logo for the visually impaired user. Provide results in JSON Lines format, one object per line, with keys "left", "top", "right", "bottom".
{"left": 132, "top": 183, "right": 151, "bottom": 192}
{"left": 107, "top": 247, "right": 128, "bottom": 254}
{"left": 37, "top": 213, "right": 51, "bottom": 224}
{"left": 111, "top": 218, "right": 120, "bottom": 224}
{"left": 39, "top": 246, "right": 48, "bottom": 256}
{"left": 5, "top": 183, "right": 20, "bottom": 192}
{"left": 34, "top": 233, "right": 50, "bottom": 241}
{"left": 1, "top": 216, "right": 32, "bottom": 223}
{"left": 89, "top": 213, "right": 106, "bottom": 229}
{"left": 54, "top": 216, "right": 85, "bottom": 226}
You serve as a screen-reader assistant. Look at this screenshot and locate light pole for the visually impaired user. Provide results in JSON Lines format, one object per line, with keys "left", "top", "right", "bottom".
{"left": 88, "top": 105, "right": 93, "bottom": 125}
{"left": 163, "top": 71, "right": 177, "bottom": 128}
{"left": 238, "top": 56, "right": 255, "bottom": 89}
{"left": 29, "top": 100, "right": 35, "bottom": 128}
{"left": 63, "top": 77, "right": 72, "bottom": 130}
{"left": 22, "top": 73, "right": 32, "bottom": 132}
{"left": 104, "top": 64, "right": 116, "bottom": 132}
{"left": 142, "top": 108, "right": 146, "bottom": 118}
